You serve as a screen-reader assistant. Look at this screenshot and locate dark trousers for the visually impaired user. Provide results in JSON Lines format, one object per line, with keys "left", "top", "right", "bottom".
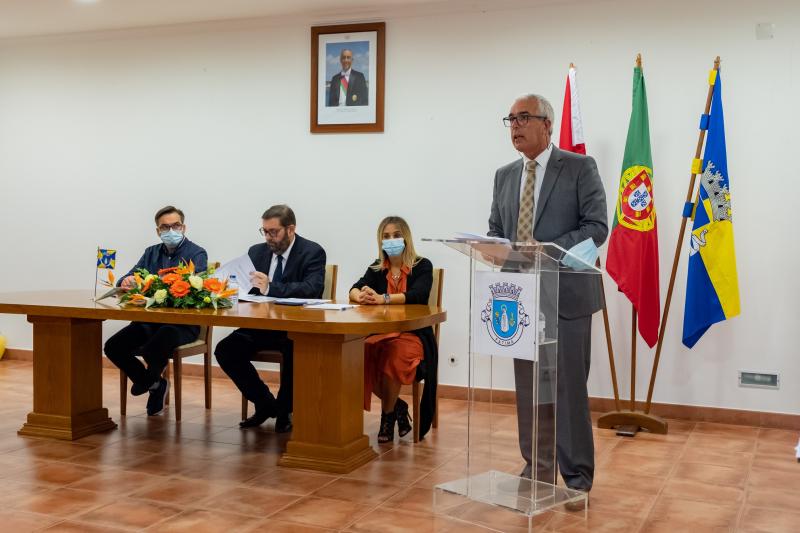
{"left": 515, "top": 315, "right": 594, "bottom": 491}
{"left": 104, "top": 322, "right": 199, "bottom": 388}
{"left": 214, "top": 328, "right": 293, "bottom": 415}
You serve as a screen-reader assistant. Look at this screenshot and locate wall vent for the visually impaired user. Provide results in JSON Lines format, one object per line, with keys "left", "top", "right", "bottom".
{"left": 738, "top": 371, "right": 779, "bottom": 390}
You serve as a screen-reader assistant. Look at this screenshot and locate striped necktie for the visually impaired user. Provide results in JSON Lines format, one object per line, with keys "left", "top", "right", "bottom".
{"left": 516, "top": 160, "right": 537, "bottom": 243}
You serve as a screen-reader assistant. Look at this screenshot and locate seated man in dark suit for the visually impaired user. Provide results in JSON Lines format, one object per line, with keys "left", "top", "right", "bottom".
{"left": 104, "top": 205, "right": 208, "bottom": 416}
{"left": 215, "top": 204, "right": 326, "bottom": 432}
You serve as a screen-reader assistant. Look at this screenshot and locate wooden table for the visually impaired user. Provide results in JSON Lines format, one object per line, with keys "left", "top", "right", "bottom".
{"left": 0, "top": 290, "right": 446, "bottom": 473}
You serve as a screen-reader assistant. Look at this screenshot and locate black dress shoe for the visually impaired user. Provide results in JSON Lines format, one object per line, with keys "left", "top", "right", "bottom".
{"left": 275, "top": 413, "right": 293, "bottom": 433}
{"left": 239, "top": 408, "right": 274, "bottom": 428}
{"left": 130, "top": 381, "right": 149, "bottom": 397}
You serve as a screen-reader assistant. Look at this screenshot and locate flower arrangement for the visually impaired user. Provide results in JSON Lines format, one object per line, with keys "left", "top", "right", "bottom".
{"left": 119, "top": 260, "right": 236, "bottom": 310}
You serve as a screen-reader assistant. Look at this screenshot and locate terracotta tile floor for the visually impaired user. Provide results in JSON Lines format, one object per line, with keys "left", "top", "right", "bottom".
{"left": 0, "top": 359, "right": 798, "bottom": 532}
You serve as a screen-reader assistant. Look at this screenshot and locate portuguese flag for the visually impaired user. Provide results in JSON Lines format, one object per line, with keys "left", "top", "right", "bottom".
{"left": 606, "top": 62, "right": 661, "bottom": 347}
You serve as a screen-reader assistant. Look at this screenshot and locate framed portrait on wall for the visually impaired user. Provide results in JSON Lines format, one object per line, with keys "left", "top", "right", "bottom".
{"left": 310, "top": 22, "right": 385, "bottom": 133}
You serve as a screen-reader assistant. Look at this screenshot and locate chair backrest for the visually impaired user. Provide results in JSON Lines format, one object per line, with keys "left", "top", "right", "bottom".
{"left": 323, "top": 264, "right": 338, "bottom": 300}
{"left": 428, "top": 268, "right": 444, "bottom": 343}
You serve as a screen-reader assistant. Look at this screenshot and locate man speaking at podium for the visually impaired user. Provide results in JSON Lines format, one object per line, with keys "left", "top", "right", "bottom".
{"left": 488, "top": 94, "right": 607, "bottom": 504}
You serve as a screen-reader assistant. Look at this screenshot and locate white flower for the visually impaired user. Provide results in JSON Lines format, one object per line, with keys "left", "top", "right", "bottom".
{"left": 145, "top": 274, "right": 157, "bottom": 283}
{"left": 188, "top": 275, "right": 203, "bottom": 290}
{"left": 154, "top": 289, "right": 168, "bottom": 304}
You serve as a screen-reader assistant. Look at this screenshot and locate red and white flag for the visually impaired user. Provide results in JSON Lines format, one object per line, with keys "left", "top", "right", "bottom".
{"left": 559, "top": 64, "right": 586, "bottom": 155}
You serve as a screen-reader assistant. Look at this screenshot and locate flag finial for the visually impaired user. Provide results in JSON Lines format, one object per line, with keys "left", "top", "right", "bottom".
{"left": 714, "top": 56, "right": 721, "bottom": 70}
{"left": 570, "top": 62, "right": 575, "bottom": 69}
{"left": 635, "top": 53, "right": 642, "bottom": 69}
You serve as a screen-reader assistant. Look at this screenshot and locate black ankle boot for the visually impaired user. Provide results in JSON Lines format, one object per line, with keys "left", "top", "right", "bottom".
{"left": 378, "top": 411, "right": 396, "bottom": 443}
{"left": 394, "top": 398, "right": 412, "bottom": 438}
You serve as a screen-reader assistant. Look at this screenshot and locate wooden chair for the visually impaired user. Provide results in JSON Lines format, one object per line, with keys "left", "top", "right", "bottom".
{"left": 241, "top": 264, "right": 338, "bottom": 419}
{"left": 412, "top": 268, "right": 443, "bottom": 442}
{"left": 120, "top": 262, "right": 219, "bottom": 421}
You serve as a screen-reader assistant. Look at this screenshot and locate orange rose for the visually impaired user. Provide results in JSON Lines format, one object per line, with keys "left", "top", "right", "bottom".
{"left": 169, "top": 279, "right": 191, "bottom": 298}
{"left": 161, "top": 273, "right": 181, "bottom": 285}
{"left": 203, "top": 278, "right": 223, "bottom": 292}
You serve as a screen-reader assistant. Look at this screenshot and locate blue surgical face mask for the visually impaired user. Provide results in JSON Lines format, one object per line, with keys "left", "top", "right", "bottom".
{"left": 382, "top": 238, "right": 405, "bottom": 257}
{"left": 561, "top": 237, "right": 599, "bottom": 271}
{"left": 160, "top": 229, "right": 184, "bottom": 249}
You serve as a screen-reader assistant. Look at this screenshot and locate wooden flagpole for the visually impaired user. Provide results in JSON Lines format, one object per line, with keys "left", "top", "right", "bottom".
{"left": 598, "top": 259, "right": 621, "bottom": 411}
{"left": 644, "top": 56, "right": 721, "bottom": 414}
{"left": 630, "top": 308, "right": 637, "bottom": 411}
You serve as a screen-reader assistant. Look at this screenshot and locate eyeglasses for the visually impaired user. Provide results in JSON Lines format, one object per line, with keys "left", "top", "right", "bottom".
{"left": 157, "top": 222, "right": 184, "bottom": 232}
{"left": 259, "top": 227, "right": 284, "bottom": 238}
{"left": 502, "top": 113, "right": 548, "bottom": 127}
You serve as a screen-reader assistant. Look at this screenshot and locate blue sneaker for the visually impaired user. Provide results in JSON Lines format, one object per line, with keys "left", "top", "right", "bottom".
{"left": 146, "top": 378, "right": 169, "bottom": 416}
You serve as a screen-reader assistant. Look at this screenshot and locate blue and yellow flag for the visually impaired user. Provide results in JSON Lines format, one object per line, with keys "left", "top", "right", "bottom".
{"left": 97, "top": 248, "right": 116, "bottom": 269}
{"left": 682, "top": 70, "right": 740, "bottom": 348}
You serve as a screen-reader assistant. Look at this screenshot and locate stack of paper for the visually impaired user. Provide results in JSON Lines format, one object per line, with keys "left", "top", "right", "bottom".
{"left": 455, "top": 232, "right": 510, "bottom": 243}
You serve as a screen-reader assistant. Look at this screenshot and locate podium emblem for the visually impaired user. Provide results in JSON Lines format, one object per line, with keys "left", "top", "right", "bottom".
{"left": 481, "top": 282, "right": 530, "bottom": 347}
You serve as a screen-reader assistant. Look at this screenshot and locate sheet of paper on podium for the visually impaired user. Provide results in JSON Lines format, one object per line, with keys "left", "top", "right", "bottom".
{"left": 454, "top": 232, "right": 510, "bottom": 243}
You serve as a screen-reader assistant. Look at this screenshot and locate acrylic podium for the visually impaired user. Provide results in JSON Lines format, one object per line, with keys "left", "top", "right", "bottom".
{"left": 423, "top": 238, "right": 602, "bottom": 530}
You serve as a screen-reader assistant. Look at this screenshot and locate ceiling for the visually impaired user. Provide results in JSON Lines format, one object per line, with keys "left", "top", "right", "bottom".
{"left": 0, "top": 0, "right": 563, "bottom": 40}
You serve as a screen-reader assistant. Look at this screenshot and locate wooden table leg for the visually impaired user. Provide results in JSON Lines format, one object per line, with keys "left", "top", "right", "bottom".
{"left": 19, "top": 316, "right": 117, "bottom": 440}
{"left": 279, "top": 333, "right": 377, "bottom": 474}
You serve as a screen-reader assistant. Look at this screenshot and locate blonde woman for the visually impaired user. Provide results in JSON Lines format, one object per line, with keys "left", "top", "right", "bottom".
{"left": 350, "top": 216, "right": 438, "bottom": 443}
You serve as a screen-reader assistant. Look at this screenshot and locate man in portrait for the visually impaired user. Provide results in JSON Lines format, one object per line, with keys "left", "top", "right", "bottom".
{"left": 327, "top": 48, "right": 368, "bottom": 107}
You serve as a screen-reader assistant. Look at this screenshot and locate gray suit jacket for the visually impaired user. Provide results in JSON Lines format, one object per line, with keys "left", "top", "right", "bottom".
{"left": 488, "top": 146, "right": 608, "bottom": 319}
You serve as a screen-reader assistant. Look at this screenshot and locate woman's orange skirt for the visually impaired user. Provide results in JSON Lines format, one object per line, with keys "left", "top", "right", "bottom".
{"left": 363, "top": 332, "right": 424, "bottom": 411}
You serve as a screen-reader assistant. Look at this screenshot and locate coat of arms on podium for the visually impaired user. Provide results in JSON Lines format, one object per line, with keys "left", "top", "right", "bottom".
{"left": 481, "top": 282, "right": 530, "bottom": 347}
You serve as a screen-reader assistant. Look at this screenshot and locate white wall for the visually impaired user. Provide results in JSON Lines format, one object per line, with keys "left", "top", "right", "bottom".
{"left": 1, "top": 0, "right": 797, "bottom": 415}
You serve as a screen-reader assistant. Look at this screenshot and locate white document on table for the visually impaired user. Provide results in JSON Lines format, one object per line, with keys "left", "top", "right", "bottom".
{"left": 213, "top": 253, "right": 256, "bottom": 294}
{"left": 273, "top": 298, "right": 330, "bottom": 306}
{"left": 238, "top": 294, "right": 277, "bottom": 303}
{"left": 304, "top": 303, "right": 357, "bottom": 310}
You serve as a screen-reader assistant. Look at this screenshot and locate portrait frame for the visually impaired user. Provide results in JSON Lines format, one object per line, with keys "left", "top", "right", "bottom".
{"left": 310, "top": 22, "right": 385, "bottom": 133}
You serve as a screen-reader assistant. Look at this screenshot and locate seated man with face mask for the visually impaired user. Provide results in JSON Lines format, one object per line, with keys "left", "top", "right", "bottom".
{"left": 104, "top": 205, "right": 208, "bottom": 416}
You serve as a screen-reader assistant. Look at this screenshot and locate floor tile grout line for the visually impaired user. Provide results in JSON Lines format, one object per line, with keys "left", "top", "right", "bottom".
{"left": 634, "top": 424, "right": 694, "bottom": 533}
{"left": 732, "top": 427, "right": 759, "bottom": 532}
